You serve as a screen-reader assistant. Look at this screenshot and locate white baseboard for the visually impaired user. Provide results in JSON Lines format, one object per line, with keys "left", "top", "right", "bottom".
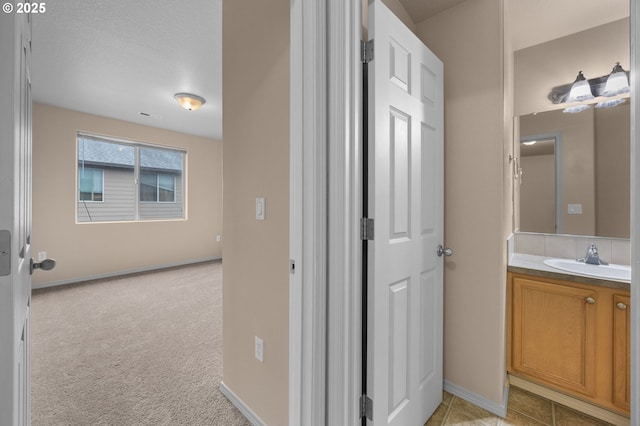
{"left": 31, "top": 257, "right": 222, "bottom": 290}
{"left": 444, "top": 379, "right": 508, "bottom": 418}
{"left": 219, "top": 382, "right": 266, "bottom": 426}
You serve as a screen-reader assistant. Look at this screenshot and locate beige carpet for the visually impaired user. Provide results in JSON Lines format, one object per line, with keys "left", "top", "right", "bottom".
{"left": 31, "top": 260, "right": 250, "bottom": 426}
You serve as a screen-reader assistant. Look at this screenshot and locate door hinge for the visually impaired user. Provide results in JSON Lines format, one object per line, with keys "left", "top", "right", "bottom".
{"left": 361, "top": 39, "right": 374, "bottom": 63}
{"left": 360, "top": 218, "right": 374, "bottom": 240}
{"left": 360, "top": 394, "right": 373, "bottom": 420}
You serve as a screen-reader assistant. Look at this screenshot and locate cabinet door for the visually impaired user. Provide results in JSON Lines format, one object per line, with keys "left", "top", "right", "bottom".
{"left": 613, "top": 294, "right": 630, "bottom": 411}
{"left": 511, "top": 276, "right": 597, "bottom": 397}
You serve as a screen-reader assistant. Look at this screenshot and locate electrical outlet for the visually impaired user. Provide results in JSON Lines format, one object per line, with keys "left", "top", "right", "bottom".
{"left": 255, "top": 336, "right": 264, "bottom": 362}
{"left": 216, "top": 235, "right": 221, "bottom": 242}
{"left": 38, "top": 251, "right": 47, "bottom": 261}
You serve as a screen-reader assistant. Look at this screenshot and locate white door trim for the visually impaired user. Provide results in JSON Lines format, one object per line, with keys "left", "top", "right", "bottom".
{"left": 291, "top": 0, "right": 363, "bottom": 424}
{"left": 326, "top": 0, "right": 363, "bottom": 425}
{"left": 289, "top": 0, "right": 328, "bottom": 425}
{"left": 630, "top": 1, "right": 639, "bottom": 424}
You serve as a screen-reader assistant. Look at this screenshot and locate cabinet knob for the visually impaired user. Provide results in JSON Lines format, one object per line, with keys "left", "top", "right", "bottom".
{"left": 585, "top": 297, "right": 596, "bottom": 304}
{"left": 616, "top": 302, "right": 628, "bottom": 310}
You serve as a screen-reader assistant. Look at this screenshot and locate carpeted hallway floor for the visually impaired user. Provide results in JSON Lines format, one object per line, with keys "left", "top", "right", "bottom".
{"left": 31, "top": 260, "right": 250, "bottom": 426}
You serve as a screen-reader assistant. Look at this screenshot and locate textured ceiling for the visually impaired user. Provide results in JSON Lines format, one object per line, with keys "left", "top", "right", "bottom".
{"left": 31, "top": 0, "right": 221, "bottom": 140}
{"left": 31, "top": 0, "right": 628, "bottom": 143}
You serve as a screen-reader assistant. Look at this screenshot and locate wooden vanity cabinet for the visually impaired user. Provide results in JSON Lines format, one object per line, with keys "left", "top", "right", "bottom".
{"left": 507, "top": 272, "right": 630, "bottom": 415}
{"left": 612, "top": 294, "right": 630, "bottom": 412}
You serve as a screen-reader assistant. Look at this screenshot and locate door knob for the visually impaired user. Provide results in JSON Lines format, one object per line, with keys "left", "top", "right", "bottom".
{"left": 437, "top": 245, "right": 453, "bottom": 257}
{"left": 30, "top": 258, "right": 56, "bottom": 275}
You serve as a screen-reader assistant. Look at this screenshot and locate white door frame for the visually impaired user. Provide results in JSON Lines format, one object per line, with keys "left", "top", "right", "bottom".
{"left": 289, "top": 0, "right": 363, "bottom": 424}
{"left": 631, "top": 1, "right": 639, "bottom": 424}
{"left": 325, "top": 0, "right": 364, "bottom": 425}
{"left": 289, "top": 1, "right": 327, "bottom": 425}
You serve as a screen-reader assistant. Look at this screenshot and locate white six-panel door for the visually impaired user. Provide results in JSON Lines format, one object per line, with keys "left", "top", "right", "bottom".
{"left": 0, "top": 6, "right": 33, "bottom": 426}
{"left": 366, "top": 1, "right": 444, "bottom": 424}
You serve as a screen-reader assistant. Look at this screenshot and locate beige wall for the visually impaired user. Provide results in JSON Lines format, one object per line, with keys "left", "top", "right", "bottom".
{"left": 595, "top": 103, "right": 631, "bottom": 238}
{"left": 222, "top": 1, "right": 290, "bottom": 424}
{"left": 520, "top": 109, "right": 597, "bottom": 236}
{"left": 417, "top": 0, "right": 509, "bottom": 407}
{"left": 520, "top": 154, "right": 556, "bottom": 233}
{"left": 32, "top": 103, "right": 222, "bottom": 285}
{"left": 514, "top": 18, "right": 629, "bottom": 117}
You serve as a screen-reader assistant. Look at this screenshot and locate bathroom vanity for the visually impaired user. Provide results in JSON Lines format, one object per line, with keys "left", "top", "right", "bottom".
{"left": 507, "top": 264, "right": 630, "bottom": 417}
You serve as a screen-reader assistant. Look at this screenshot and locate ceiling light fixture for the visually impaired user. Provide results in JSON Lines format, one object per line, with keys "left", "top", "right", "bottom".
{"left": 174, "top": 93, "right": 206, "bottom": 111}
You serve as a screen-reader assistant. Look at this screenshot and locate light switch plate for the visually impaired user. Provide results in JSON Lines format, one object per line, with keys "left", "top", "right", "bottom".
{"left": 568, "top": 204, "right": 583, "bottom": 215}
{"left": 256, "top": 197, "right": 265, "bottom": 220}
{"left": 255, "top": 336, "right": 264, "bottom": 362}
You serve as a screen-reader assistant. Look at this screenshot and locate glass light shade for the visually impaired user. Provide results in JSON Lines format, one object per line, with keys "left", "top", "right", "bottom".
{"left": 565, "top": 71, "right": 594, "bottom": 103}
{"left": 174, "top": 93, "right": 206, "bottom": 111}
{"left": 563, "top": 104, "right": 590, "bottom": 113}
{"left": 601, "top": 63, "right": 630, "bottom": 97}
{"left": 595, "top": 98, "right": 626, "bottom": 109}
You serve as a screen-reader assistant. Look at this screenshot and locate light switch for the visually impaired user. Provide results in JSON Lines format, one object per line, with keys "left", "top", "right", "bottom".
{"left": 256, "top": 197, "right": 265, "bottom": 220}
{"left": 568, "top": 204, "right": 583, "bottom": 215}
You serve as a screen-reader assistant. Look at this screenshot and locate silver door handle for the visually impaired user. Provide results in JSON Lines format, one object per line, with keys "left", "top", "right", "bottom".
{"left": 437, "top": 245, "right": 453, "bottom": 257}
{"left": 30, "top": 258, "right": 56, "bottom": 275}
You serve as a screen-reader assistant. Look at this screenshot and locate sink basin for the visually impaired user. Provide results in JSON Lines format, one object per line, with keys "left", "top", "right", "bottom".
{"left": 543, "top": 258, "right": 631, "bottom": 282}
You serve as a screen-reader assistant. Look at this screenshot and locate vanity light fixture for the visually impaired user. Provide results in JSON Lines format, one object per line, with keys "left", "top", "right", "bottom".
{"left": 566, "top": 71, "right": 594, "bottom": 102}
{"left": 522, "top": 141, "right": 537, "bottom": 146}
{"left": 174, "top": 93, "right": 206, "bottom": 111}
{"left": 601, "top": 63, "right": 630, "bottom": 97}
{"left": 595, "top": 63, "right": 630, "bottom": 108}
{"left": 562, "top": 71, "right": 593, "bottom": 113}
{"left": 550, "top": 64, "right": 631, "bottom": 113}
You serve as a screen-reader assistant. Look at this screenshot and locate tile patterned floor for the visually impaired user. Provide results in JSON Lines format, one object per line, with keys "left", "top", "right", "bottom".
{"left": 425, "top": 387, "right": 617, "bottom": 426}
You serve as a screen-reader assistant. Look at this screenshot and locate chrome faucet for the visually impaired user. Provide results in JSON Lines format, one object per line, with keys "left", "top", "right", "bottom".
{"left": 577, "top": 243, "right": 608, "bottom": 265}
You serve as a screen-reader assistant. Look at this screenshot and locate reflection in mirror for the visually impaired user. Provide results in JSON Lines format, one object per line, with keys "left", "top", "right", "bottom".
{"left": 512, "top": 6, "right": 630, "bottom": 240}
{"left": 519, "top": 105, "right": 630, "bottom": 238}
{"left": 520, "top": 136, "right": 559, "bottom": 234}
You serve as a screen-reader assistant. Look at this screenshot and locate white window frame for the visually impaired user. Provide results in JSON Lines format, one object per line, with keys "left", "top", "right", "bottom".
{"left": 76, "top": 132, "right": 185, "bottom": 222}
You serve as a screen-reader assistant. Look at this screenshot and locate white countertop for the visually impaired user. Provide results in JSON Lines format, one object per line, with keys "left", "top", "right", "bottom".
{"left": 508, "top": 253, "right": 631, "bottom": 287}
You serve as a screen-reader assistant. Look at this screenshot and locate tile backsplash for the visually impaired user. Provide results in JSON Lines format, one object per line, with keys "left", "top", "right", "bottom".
{"left": 513, "top": 232, "right": 631, "bottom": 266}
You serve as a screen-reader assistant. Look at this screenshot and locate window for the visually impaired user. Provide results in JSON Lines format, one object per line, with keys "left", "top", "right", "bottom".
{"left": 77, "top": 133, "right": 185, "bottom": 222}
{"left": 140, "top": 172, "right": 176, "bottom": 202}
{"left": 78, "top": 167, "right": 104, "bottom": 201}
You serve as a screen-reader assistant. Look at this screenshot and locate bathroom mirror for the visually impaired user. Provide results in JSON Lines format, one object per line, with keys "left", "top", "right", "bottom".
{"left": 513, "top": 13, "right": 630, "bottom": 239}
{"left": 519, "top": 105, "right": 630, "bottom": 238}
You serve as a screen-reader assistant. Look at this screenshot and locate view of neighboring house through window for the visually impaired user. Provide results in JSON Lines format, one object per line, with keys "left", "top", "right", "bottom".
{"left": 78, "top": 167, "right": 103, "bottom": 201}
{"left": 77, "top": 133, "right": 185, "bottom": 222}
